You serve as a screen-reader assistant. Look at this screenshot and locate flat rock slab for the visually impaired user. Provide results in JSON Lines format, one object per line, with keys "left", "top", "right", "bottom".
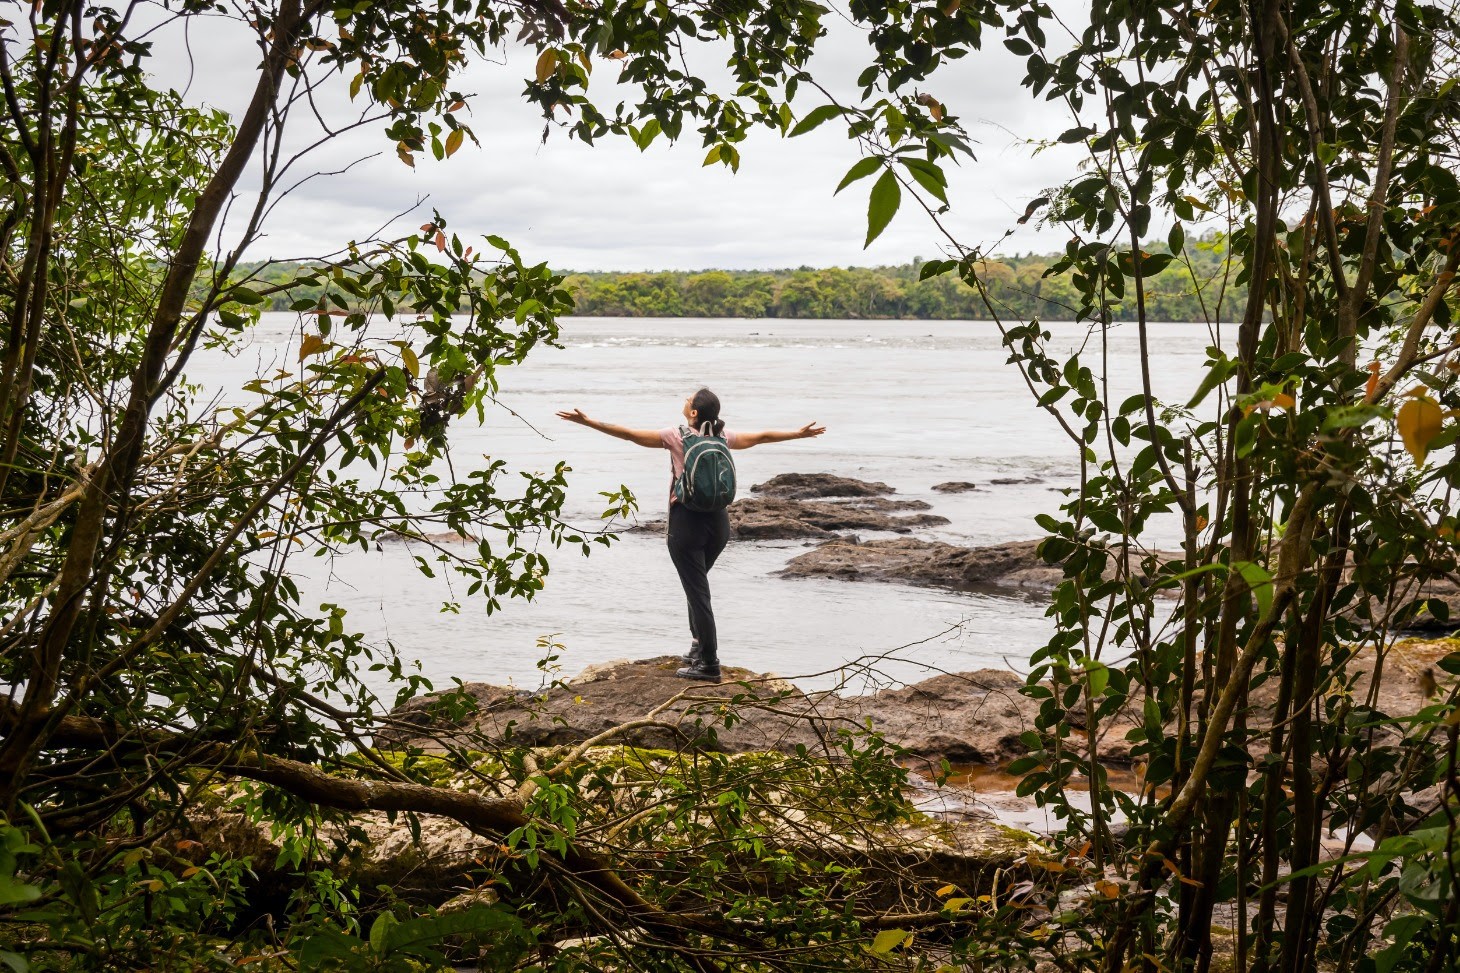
{"left": 778, "top": 537, "right": 1064, "bottom": 593}
{"left": 384, "top": 657, "right": 1063, "bottom": 766}
{"left": 932, "top": 481, "right": 979, "bottom": 493}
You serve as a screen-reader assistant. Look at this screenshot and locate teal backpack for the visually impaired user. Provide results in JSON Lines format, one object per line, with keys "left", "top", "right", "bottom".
{"left": 674, "top": 424, "right": 737, "bottom": 512}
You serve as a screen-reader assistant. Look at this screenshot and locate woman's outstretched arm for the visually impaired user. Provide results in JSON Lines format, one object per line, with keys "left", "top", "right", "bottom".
{"left": 733, "top": 422, "right": 826, "bottom": 449}
{"left": 556, "top": 408, "right": 663, "bottom": 447}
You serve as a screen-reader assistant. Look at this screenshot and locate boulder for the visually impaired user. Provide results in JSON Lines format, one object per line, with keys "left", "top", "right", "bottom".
{"left": 932, "top": 481, "right": 979, "bottom": 493}
{"left": 750, "top": 472, "right": 895, "bottom": 500}
{"left": 1393, "top": 577, "right": 1460, "bottom": 634}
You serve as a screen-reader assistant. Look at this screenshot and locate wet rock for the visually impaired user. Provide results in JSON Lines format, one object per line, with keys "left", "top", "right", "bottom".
{"left": 379, "top": 657, "right": 825, "bottom": 755}
{"left": 377, "top": 531, "right": 477, "bottom": 545}
{"left": 384, "top": 658, "right": 1060, "bottom": 768}
{"left": 750, "top": 472, "right": 895, "bottom": 500}
{"left": 989, "top": 476, "right": 1045, "bottom": 485}
{"left": 734, "top": 497, "right": 949, "bottom": 538}
{"left": 626, "top": 494, "right": 950, "bottom": 540}
{"left": 859, "top": 670, "right": 1037, "bottom": 764}
{"left": 778, "top": 538, "right": 1064, "bottom": 594}
{"left": 932, "top": 481, "right": 979, "bottom": 493}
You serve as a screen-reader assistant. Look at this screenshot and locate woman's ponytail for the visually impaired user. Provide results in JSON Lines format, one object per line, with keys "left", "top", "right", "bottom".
{"left": 692, "top": 388, "right": 725, "bottom": 436}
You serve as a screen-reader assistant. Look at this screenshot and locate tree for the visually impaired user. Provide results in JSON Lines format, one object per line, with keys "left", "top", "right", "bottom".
{"left": 0, "top": 0, "right": 994, "bottom": 968}
{"left": 905, "top": 0, "right": 1460, "bottom": 967}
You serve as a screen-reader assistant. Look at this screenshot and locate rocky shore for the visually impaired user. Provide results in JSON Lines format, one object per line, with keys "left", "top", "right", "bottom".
{"left": 383, "top": 656, "right": 1049, "bottom": 765}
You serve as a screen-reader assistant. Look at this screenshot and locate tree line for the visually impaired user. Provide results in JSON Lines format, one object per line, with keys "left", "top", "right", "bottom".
{"left": 237, "top": 247, "right": 1246, "bottom": 322}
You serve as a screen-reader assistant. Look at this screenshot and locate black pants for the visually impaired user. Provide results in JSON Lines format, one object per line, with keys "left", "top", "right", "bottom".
{"left": 666, "top": 504, "right": 731, "bottom": 667}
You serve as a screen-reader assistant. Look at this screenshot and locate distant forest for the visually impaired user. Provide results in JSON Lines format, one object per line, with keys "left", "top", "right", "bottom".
{"left": 562, "top": 249, "right": 1245, "bottom": 321}
{"left": 239, "top": 245, "right": 1246, "bottom": 322}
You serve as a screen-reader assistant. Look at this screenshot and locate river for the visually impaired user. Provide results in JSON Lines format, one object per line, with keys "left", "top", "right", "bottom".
{"left": 193, "top": 315, "right": 1216, "bottom": 696}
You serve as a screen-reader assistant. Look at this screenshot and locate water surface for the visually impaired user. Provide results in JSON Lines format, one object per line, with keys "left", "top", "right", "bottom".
{"left": 192, "top": 316, "right": 1217, "bottom": 694}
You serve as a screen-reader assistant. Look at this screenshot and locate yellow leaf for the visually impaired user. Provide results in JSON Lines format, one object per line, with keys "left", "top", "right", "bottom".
{"left": 445, "top": 129, "right": 464, "bottom": 158}
{"left": 1272, "top": 392, "right": 1294, "bottom": 409}
{"left": 703, "top": 144, "right": 725, "bottom": 167}
{"left": 608, "top": 49, "right": 628, "bottom": 60}
{"left": 181, "top": 866, "right": 201, "bottom": 879}
{"left": 576, "top": 49, "right": 592, "bottom": 74}
{"left": 935, "top": 883, "right": 957, "bottom": 897}
{"left": 400, "top": 345, "right": 419, "bottom": 379}
{"left": 870, "top": 929, "right": 911, "bottom": 953}
{"left": 535, "top": 49, "right": 558, "bottom": 83}
{"left": 1398, "top": 395, "right": 1445, "bottom": 465}
{"left": 298, "top": 334, "right": 327, "bottom": 361}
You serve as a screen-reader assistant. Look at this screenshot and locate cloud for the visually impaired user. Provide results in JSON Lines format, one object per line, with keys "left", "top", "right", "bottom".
{"left": 146, "top": 5, "right": 1084, "bottom": 269}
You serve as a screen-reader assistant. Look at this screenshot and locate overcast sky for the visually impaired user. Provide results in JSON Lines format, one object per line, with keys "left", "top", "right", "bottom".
{"left": 147, "top": 6, "right": 1084, "bottom": 271}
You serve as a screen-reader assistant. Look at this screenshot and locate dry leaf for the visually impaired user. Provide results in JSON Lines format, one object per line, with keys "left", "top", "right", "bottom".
{"left": 535, "top": 48, "right": 558, "bottom": 83}
{"left": 916, "top": 92, "right": 945, "bottom": 121}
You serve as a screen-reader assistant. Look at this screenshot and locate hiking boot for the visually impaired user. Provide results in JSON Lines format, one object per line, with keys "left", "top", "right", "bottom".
{"left": 681, "top": 639, "right": 702, "bottom": 666}
{"left": 675, "top": 662, "right": 722, "bottom": 682}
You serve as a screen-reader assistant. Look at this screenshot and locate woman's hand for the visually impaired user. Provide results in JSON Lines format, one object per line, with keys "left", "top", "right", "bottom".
{"left": 798, "top": 422, "right": 827, "bottom": 439}
{"left": 556, "top": 410, "right": 662, "bottom": 447}
{"left": 556, "top": 408, "right": 593, "bottom": 426}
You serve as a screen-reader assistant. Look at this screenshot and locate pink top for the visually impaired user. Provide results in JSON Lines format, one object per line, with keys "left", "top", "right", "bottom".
{"left": 659, "top": 426, "right": 744, "bottom": 503}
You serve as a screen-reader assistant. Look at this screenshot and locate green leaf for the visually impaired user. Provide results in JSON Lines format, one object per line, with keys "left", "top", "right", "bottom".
{"left": 865, "top": 169, "right": 901, "bottom": 247}
{"left": 871, "top": 928, "right": 910, "bottom": 953}
{"left": 835, "top": 156, "right": 882, "bottom": 195}
{"left": 0, "top": 875, "right": 41, "bottom": 907}
{"left": 0, "top": 951, "right": 28, "bottom": 973}
{"left": 298, "top": 928, "right": 363, "bottom": 969}
{"left": 1086, "top": 662, "right": 1109, "bottom": 696}
{"left": 900, "top": 157, "right": 948, "bottom": 203}
{"left": 789, "top": 104, "right": 844, "bottom": 137}
{"left": 1234, "top": 561, "right": 1274, "bottom": 617}
{"left": 369, "top": 913, "right": 397, "bottom": 953}
{"left": 1187, "top": 356, "right": 1236, "bottom": 409}
{"left": 230, "top": 286, "right": 265, "bottom": 306}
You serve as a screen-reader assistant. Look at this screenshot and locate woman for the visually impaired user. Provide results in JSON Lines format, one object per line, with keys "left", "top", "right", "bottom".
{"left": 557, "top": 389, "right": 826, "bottom": 681}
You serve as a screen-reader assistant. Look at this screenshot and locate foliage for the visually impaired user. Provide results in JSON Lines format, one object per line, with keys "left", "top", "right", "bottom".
{"left": 0, "top": 0, "right": 1018, "bottom": 969}
{"left": 6, "top": 0, "right": 1460, "bottom": 968}
{"left": 903, "top": 0, "right": 1460, "bottom": 967}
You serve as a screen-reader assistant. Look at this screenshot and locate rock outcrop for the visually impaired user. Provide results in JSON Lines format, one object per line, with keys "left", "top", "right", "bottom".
{"left": 932, "top": 481, "right": 979, "bottom": 493}
{"left": 749, "top": 472, "right": 895, "bottom": 499}
{"left": 383, "top": 656, "right": 1053, "bottom": 766}
{"left": 778, "top": 538, "right": 1065, "bottom": 594}
{"left": 628, "top": 474, "right": 951, "bottom": 539}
